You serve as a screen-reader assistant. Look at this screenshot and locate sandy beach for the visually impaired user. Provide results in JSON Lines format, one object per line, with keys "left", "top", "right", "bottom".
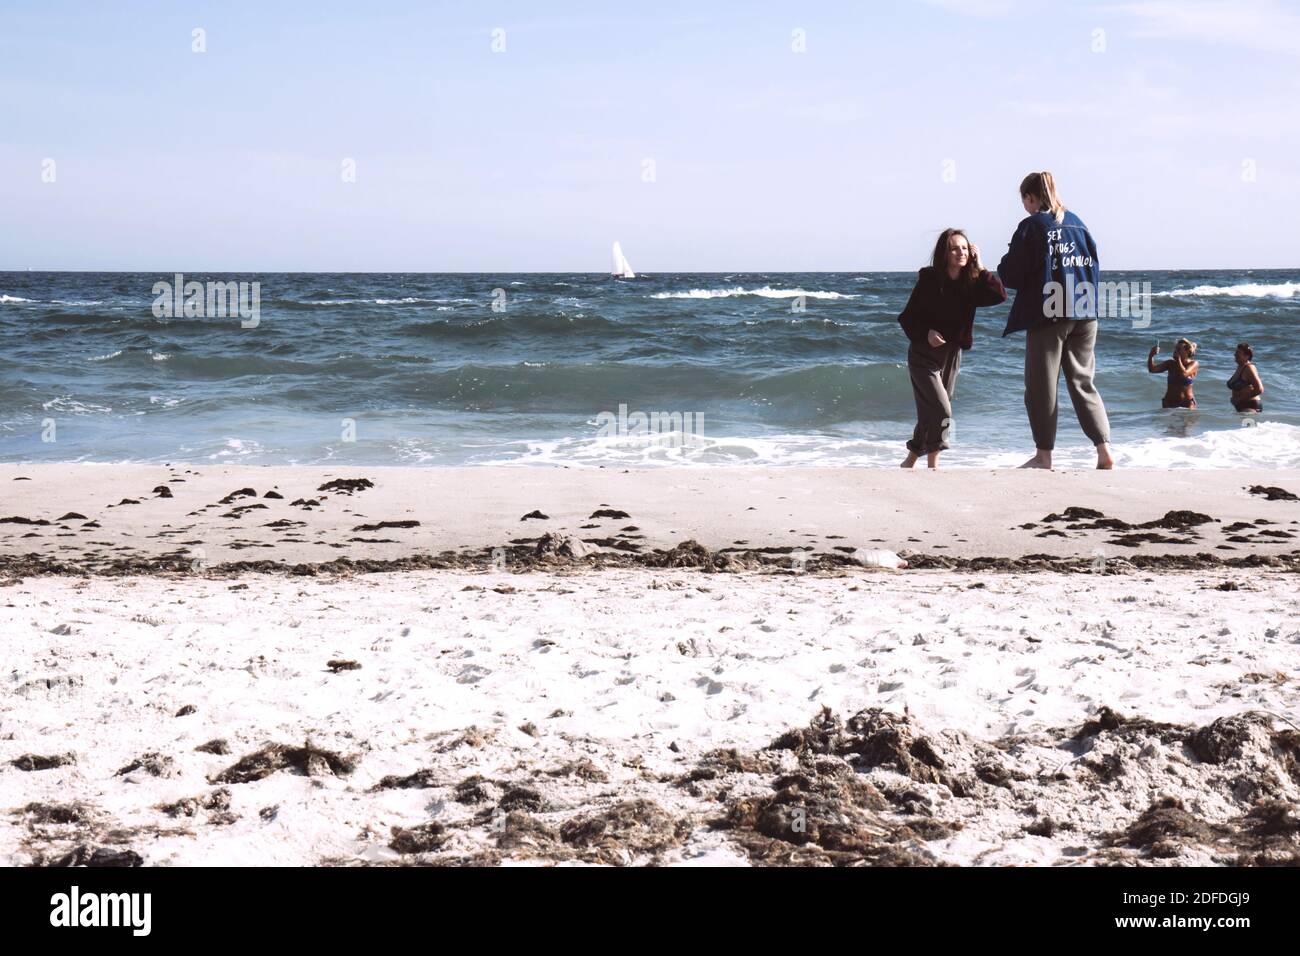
{"left": 3, "top": 463, "right": 1300, "bottom": 572}
{"left": 3, "top": 464, "right": 1300, "bottom": 866}
{"left": 3, "top": 567, "right": 1299, "bottom": 867}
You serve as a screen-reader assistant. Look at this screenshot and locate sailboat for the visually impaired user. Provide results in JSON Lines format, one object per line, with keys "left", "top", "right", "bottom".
{"left": 611, "top": 241, "right": 636, "bottom": 280}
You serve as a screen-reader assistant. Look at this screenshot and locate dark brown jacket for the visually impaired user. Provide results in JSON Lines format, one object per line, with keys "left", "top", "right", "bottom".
{"left": 898, "top": 267, "right": 1006, "bottom": 353}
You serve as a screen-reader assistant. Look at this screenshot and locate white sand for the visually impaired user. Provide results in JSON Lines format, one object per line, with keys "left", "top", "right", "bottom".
{"left": 4, "top": 567, "right": 1298, "bottom": 866}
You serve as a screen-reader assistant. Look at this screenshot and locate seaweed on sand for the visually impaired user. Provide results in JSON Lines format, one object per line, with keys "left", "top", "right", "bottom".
{"left": 209, "top": 741, "right": 356, "bottom": 784}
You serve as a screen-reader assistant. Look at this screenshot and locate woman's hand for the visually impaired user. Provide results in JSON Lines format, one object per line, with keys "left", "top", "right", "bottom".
{"left": 927, "top": 330, "right": 947, "bottom": 348}
{"left": 1149, "top": 345, "right": 1159, "bottom": 357}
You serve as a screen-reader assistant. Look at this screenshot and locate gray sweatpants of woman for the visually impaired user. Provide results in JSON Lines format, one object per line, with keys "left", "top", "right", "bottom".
{"left": 1024, "top": 318, "right": 1111, "bottom": 451}
{"left": 906, "top": 344, "right": 961, "bottom": 455}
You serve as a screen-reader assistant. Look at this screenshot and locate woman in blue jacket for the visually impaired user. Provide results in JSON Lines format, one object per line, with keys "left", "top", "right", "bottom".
{"left": 997, "top": 171, "right": 1114, "bottom": 469}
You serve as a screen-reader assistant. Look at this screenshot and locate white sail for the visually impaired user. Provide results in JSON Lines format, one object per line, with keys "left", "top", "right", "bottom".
{"left": 611, "top": 241, "right": 635, "bottom": 279}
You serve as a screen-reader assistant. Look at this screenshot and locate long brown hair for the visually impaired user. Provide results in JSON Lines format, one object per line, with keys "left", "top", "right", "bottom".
{"left": 929, "top": 228, "right": 980, "bottom": 286}
{"left": 1020, "top": 171, "right": 1066, "bottom": 223}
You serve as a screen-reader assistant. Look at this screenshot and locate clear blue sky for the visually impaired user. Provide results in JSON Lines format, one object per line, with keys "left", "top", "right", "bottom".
{"left": 2, "top": 0, "right": 1297, "bottom": 271}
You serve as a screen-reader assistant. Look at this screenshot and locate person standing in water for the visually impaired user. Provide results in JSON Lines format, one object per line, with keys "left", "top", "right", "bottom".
{"left": 1228, "top": 342, "right": 1264, "bottom": 412}
{"left": 1147, "top": 338, "right": 1199, "bottom": 408}
{"left": 898, "top": 228, "right": 1006, "bottom": 468}
{"left": 997, "top": 171, "right": 1114, "bottom": 469}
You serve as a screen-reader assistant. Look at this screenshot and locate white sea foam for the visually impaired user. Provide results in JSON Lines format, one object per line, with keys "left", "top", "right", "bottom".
{"left": 41, "top": 396, "right": 113, "bottom": 414}
{"left": 650, "top": 287, "right": 859, "bottom": 300}
{"left": 305, "top": 296, "right": 469, "bottom": 306}
{"left": 0, "top": 295, "right": 33, "bottom": 303}
{"left": 1154, "top": 281, "right": 1300, "bottom": 298}
{"left": 1116, "top": 421, "right": 1300, "bottom": 469}
{"left": 498, "top": 433, "right": 908, "bottom": 468}
{"left": 89, "top": 350, "right": 122, "bottom": 362}
{"left": 477, "top": 422, "right": 1300, "bottom": 471}
{"left": 963, "top": 422, "right": 1300, "bottom": 471}
{"left": 208, "top": 437, "right": 262, "bottom": 459}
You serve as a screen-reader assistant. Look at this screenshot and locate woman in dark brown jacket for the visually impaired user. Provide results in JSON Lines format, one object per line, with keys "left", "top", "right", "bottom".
{"left": 899, "top": 228, "right": 1007, "bottom": 468}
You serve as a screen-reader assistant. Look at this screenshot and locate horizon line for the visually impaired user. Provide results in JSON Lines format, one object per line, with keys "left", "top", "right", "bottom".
{"left": 4, "top": 267, "right": 1297, "bottom": 275}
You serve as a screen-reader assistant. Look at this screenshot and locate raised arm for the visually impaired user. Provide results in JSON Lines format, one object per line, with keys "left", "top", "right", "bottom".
{"left": 1147, "top": 346, "right": 1168, "bottom": 373}
{"left": 972, "top": 269, "right": 1007, "bottom": 307}
{"left": 1168, "top": 350, "right": 1194, "bottom": 377}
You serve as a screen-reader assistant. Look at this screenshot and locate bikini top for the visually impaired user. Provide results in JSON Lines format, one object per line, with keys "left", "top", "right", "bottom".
{"left": 1228, "top": 364, "right": 1253, "bottom": 390}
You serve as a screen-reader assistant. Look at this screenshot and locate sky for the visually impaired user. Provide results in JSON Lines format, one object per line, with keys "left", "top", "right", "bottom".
{"left": 1, "top": 0, "right": 1298, "bottom": 271}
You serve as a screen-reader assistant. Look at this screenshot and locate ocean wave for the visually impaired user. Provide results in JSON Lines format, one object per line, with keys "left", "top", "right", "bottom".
{"left": 293, "top": 296, "right": 469, "bottom": 306}
{"left": 41, "top": 396, "right": 113, "bottom": 414}
{"left": 959, "top": 421, "right": 1300, "bottom": 470}
{"left": 482, "top": 422, "right": 1300, "bottom": 470}
{"left": 398, "top": 312, "right": 623, "bottom": 341}
{"left": 34, "top": 310, "right": 188, "bottom": 329}
{"left": 382, "top": 361, "right": 911, "bottom": 421}
{"left": 1115, "top": 421, "right": 1300, "bottom": 468}
{"left": 207, "top": 437, "right": 263, "bottom": 459}
{"left": 84, "top": 347, "right": 326, "bottom": 378}
{"left": 0, "top": 295, "right": 33, "bottom": 303}
{"left": 14, "top": 417, "right": 1300, "bottom": 470}
{"left": 650, "top": 287, "right": 859, "bottom": 300}
{"left": 1154, "top": 281, "right": 1300, "bottom": 299}
{"left": 501, "top": 433, "right": 906, "bottom": 468}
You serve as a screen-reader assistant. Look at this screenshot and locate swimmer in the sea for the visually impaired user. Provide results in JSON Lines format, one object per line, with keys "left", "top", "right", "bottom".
{"left": 1228, "top": 342, "right": 1263, "bottom": 413}
{"left": 1147, "top": 338, "right": 1198, "bottom": 409}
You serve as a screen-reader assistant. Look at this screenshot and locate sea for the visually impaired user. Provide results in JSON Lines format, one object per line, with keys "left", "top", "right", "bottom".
{"left": 1, "top": 270, "right": 1297, "bottom": 469}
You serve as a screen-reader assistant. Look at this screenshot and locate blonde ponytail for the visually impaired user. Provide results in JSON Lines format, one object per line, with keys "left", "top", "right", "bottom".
{"left": 1020, "top": 170, "right": 1066, "bottom": 223}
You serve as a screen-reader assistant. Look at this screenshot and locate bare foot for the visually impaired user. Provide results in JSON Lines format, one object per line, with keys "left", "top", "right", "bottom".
{"left": 900, "top": 452, "right": 919, "bottom": 469}
{"left": 1095, "top": 442, "right": 1114, "bottom": 470}
{"left": 927, "top": 451, "right": 941, "bottom": 469}
{"left": 1019, "top": 450, "right": 1052, "bottom": 469}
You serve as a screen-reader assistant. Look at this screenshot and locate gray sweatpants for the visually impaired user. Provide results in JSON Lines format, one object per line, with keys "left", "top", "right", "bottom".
{"left": 906, "top": 344, "right": 961, "bottom": 455}
{"left": 1025, "top": 319, "right": 1110, "bottom": 451}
